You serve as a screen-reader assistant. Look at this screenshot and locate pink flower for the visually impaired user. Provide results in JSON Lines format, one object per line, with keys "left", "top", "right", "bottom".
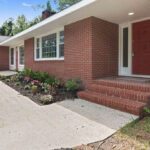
{"left": 24, "top": 77, "right": 30, "bottom": 82}
{"left": 31, "top": 80, "right": 40, "bottom": 86}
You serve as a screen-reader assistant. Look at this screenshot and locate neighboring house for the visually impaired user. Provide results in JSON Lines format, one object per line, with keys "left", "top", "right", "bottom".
{"left": 0, "top": 0, "right": 150, "bottom": 115}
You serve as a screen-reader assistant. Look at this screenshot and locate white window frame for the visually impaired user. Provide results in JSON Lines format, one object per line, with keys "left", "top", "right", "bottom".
{"left": 34, "top": 28, "right": 64, "bottom": 61}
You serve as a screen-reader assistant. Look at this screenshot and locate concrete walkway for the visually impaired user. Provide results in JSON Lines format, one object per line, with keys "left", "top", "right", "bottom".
{"left": 0, "top": 71, "right": 17, "bottom": 77}
{"left": 0, "top": 81, "right": 138, "bottom": 150}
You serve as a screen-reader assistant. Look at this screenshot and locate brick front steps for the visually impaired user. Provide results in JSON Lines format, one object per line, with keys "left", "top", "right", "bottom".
{"left": 78, "top": 79, "right": 150, "bottom": 116}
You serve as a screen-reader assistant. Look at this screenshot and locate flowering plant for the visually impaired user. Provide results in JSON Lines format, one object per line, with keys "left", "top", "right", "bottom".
{"left": 24, "top": 77, "right": 31, "bottom": 83}
{"left": 31, "top": 80, "right": 40, "bottom": 86}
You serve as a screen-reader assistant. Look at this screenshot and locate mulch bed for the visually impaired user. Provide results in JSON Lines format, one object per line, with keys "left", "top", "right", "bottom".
{"left": 1, "top": 79, "right": 77, "bottom": 105}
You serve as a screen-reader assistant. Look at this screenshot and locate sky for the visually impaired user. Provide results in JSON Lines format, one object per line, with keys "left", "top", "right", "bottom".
{"left": 0, "top": 0, "right": 57, "bottom": 26}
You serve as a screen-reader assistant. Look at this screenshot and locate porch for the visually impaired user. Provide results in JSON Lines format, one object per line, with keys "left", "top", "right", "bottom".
{"left": 78, "top": 76, "right": 150, "bottom": 116}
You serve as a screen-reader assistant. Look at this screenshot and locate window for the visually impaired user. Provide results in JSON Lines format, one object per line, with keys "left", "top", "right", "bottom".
{"left": 19, "top": 46, "right": 24, "bottom": 65}
{"left": 10, "top": 48, "right": 14, "bottom": 65}
{"left": 59, "top": 31, "right": 64, "bottom": 57}
{"left": 35, "top": 30, "right": 64, "bottom": 60}
{"left": 123, "top": 27, "right": 128, "bottom": 67}
{"left": 42, "top": 33, "right": 57, "bottom": 58}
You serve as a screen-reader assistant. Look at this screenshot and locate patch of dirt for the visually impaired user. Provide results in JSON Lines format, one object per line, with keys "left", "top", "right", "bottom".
{"left": 2, "top": 80, "right": 77, "bottom": 105}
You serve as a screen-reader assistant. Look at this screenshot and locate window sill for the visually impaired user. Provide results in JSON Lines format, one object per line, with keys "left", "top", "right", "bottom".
{"left": 34, "top": 57, "right": 64, "bottom": 61}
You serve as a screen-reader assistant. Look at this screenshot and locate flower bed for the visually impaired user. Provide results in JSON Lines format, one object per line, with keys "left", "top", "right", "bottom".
{"left": 0, "top": 68, "right": 82, "bottom": 105}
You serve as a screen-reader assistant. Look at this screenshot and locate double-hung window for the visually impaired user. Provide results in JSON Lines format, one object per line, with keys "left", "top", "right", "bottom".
{"left": 35, "top": 30, "right": 64, "bottom": 60}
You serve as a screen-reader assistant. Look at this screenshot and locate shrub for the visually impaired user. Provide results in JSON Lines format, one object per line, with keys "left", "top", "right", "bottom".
{"left": 34, "top": 71, "right": 50, "bottom": 82}
{"left": 24, "top": 68, "right": 35, "bottom": 79}
{"left": 65, "top": 78, "right": 82, "bottom": 92}
{"left": 32, "top": 85, "right": 38, "bottom": 95}
{"left": 5, "top": 79, "right": 10, "bottom": 82}
{"left": 10, "top": 75, "right": 17, "bottom": 82}
{"left": 41, "top": 83, "right": 50, "bottom": 94}
{"left": 45, "top": 75, "right": 58, "bottom": 85}
{"left": 58, "top": 77, "right": 64, "bottom": 87}
{"left": 24, "top": 85, "right": 31, "bottom": 90}
{"left": 40, "top": 95, "right": 53, "bottom": 104}
{"left": 0, "top": 75, "right": 6, "bottom": 80}
{"left": 16, "top": 71, "right": 26, "bottom": 81}
{"left": 143, "top": 107, "right": 150, "bottom": 114}
{"left": 15, "top": 82, "right": 21, "bottom": 86}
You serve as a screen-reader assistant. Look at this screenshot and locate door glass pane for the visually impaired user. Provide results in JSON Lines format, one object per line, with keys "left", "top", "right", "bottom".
{"left": 19, "top": 46, "right": 24, "bottom": 65}
{"left": 123, "top": 28, "right": 128, "bottom": 67}
{"left": 10, "top": 48, "right": 14, "bottom": 65}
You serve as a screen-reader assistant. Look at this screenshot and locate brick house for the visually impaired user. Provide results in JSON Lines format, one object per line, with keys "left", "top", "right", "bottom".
{"left": 0, "top": 0, "right": 150, "bottom": 115}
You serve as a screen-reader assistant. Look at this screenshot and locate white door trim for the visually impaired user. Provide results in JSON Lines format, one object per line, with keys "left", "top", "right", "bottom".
{"left": 119, "top": 18, "right": 150, "bottom": 78}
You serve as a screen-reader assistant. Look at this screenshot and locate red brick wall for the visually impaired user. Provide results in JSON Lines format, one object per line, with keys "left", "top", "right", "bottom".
{"left": 24, "top": 38, "right": 65, "bottom": 78}
{"left": 24, "top": 17, "right": 118, "bottom": 85}
{"left": 64, "top": 17, "right": 93, "bottom": 84}
{"left": 91, "top": 17, "right": 119, "bottom": 79}
{"left": 0, "top": 46, "right": 9, "bottom": 70}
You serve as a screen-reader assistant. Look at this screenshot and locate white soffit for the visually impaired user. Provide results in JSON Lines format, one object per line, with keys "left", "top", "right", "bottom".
{"left": 1, "top": 0, "right": 150, "bottom": 46}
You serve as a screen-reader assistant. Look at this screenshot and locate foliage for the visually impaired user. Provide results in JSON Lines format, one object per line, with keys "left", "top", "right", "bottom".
{"left": 57, "top": 77, "right": 64, "bottom": 87}
{"left": 24, "top": 85, "right": 31, "bottom": 90}
{"left": 41, "top": 83, "right": 50, "bottom": 94}
{"left": 40, "top": 95, "right": 53, "bottom": 104}
{"left": 15, "top": 82, "right": 21, "bottom": 86}
{"left": 143, "top": 106, "right": 150, "bottom": 114}
{"left": 16, "top": 70, "right": 26, "bottom": 81}
{"left": 34, "top": 71, "right": 50, "bottom": 82}
{"left": 32, "top": 85, "right": 38, "bottom": 95}
{"left": 10, "top": 75, "right": 17, "bottom": 82}
{"left": 0, "top": 18, "right": 14, "bottom": 36}
{"left": 45, "top": 75, "right": 58, "bottom": 85}
{"left": 65, "top": 78, "right": 82, "bottom": 92}
{"left": 54, "top": 0, "right": 81, "bottom": 11}
{"left": 5, "top": 79, "right": 10, "bottom": 82}
{"left": 24, "top": 76, "right": 31, "bottom": 83}
{"left": 0, "top": 15, "right": 41, "bottom": 36}
{"left": 31, "top": 80, "right": 41, "bottom": 86}
{"left": 0, "top": 75, "right": 6, "bottom": 80}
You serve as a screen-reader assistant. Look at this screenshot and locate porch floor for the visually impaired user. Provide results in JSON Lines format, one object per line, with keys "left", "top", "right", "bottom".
{"left": 0, "top": 71, "right": 17, "bottom": 77}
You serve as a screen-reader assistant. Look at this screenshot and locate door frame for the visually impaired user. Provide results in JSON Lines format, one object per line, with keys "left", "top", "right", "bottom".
{"left": 119, "top": 17, "right": 150, "bottom": 78}
{"left": 9, "top": 43, "right": 24, "bottom": 71}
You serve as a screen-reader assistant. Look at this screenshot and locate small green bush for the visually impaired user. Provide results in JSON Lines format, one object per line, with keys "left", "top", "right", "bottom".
{"left": 65, "top": 78, "right": 82, "bottom": 92}
{"left": 24, "top": 85, "right": 31, "bottom": 90}
{"left": 15, "top": 82, "right": 20, "bottom": 86}
{"left": 40, "top": 95, "right": 53, "bottom": 104}
{"left": 143, "top": 107, "right": 150, "bottom": 114}
{"left": 32, "top": 85, "right": 38, "bottom": 95}
{"left": 45, "top": 75, "right": 58, "bottom": 85}
{"left": 10, "top": 75, "right": 17, "bottom": 82}
{"left": 5, "top": 79, "right": 10, "bottom": 82}
{"left": 0, "top": 75, "right": 6, "bottom": 80}
{"left": 41, "top": 83, "right": 50, "bottom": 93}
